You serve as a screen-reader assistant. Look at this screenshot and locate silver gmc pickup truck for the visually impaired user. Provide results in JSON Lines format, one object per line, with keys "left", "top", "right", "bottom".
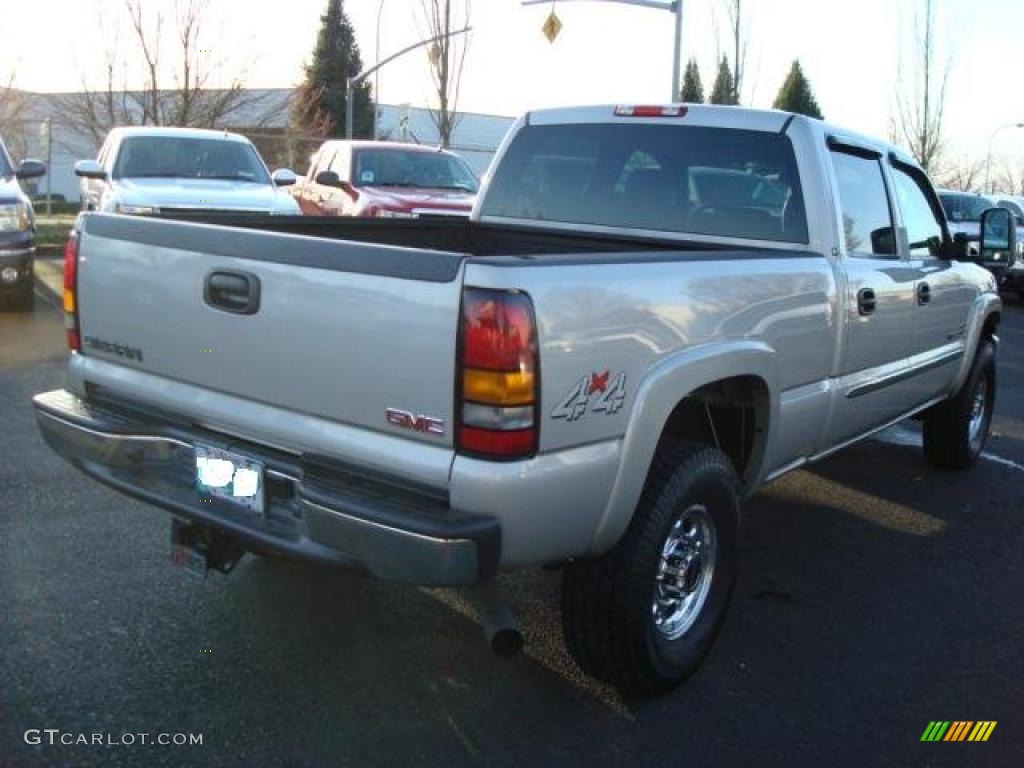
{"left": 34, "top": 105, "right": 1017, "bottom": 695}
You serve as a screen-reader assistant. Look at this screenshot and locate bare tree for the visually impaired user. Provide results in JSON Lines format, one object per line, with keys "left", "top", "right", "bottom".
{"left": 720, "top": 0, "right": 748, "bottom": 104}
{"left": 937, "top": 154, "right": 986, "bottom": 192}
{"left": 892, "top": 0, "right": 949, "bottom": 173}
{"left": 56, "top": 0, "right": 283, "bottom": 146}
{"left": 0, "top": 68, "right": 31, "bottom": 158}
{"left": 987, "top": 157, "right": 1024, "bottom": 196}
{"left": 419, "top": 0, "right": 471, "bottom": 148}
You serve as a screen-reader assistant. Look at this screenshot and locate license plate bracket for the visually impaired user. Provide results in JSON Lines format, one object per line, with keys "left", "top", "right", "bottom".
{"left": 194, "top": 443, "right": 265, "bottom": 515}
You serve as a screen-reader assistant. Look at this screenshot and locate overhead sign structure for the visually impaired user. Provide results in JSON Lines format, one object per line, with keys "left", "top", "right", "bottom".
{"left": 523, "top": 0, "right": 684, "bottom": 101}
{"left": 542, "top": 10, "right": 563, "bottom": 43}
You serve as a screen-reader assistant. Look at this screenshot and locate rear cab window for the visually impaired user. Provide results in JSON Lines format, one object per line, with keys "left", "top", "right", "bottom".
{"left": 480, "top": 123, "right": 808, "bottom": 244}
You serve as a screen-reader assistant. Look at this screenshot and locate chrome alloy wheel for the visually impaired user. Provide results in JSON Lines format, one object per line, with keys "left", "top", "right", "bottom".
{"left": 652, "top": 504, "right": 717, "bottom": 640}
{"left": 968, "top": 371, "right": 990, "bottom": 452}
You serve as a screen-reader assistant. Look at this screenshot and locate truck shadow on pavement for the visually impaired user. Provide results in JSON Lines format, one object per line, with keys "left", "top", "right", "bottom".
{"left": 161, "top": 432, "right": 1021, "bottom": 767}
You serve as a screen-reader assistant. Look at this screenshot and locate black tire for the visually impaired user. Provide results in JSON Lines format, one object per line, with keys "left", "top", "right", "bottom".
{"left": 923, "top": 341, "right": 996, "bottom": 470}
{"left": 561, "top": 439, "right": 740, "bottom": 696}
{"left": 3, "top": 283, "right": 34, "bottom": 313}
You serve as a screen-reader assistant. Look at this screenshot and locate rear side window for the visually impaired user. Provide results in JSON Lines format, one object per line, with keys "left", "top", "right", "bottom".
{"left": 829, "top": 151, "right": 896, "bottom": 258}
{"left": 480, "top": 123, "right": 808, "bottom": 244}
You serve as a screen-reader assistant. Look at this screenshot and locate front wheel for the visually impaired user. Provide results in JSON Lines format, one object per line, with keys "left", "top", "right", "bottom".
{"left": 923, "top": 341, "right": 996, "bottom": 470}
{"left": 561, "top": 440, "right": 740, "bottom": 696}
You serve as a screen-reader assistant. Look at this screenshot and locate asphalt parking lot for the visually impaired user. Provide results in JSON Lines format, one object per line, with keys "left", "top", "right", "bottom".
{"left": 1, "top": 281, "right": 1021, "bottom": 767}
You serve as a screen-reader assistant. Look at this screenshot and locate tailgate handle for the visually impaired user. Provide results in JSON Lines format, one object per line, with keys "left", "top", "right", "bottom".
{"left": 204, "top": 270, "right": 261, "bottom": 315}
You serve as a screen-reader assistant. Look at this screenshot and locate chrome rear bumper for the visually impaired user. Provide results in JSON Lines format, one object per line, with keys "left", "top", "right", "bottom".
{"left": 33, "top": 389, "right": 499, "bottom": 585}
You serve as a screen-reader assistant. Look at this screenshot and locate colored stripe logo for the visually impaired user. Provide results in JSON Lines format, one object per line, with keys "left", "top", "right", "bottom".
{"left": 921, "top": 721, "right": 997, "bottom": 742}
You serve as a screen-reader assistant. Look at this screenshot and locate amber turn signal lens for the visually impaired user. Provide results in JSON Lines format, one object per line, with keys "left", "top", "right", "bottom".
{"left": 462, "top": 368, "right": 535, "bottom": 406}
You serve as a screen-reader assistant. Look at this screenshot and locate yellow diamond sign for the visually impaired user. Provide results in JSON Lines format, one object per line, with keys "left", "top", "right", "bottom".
{"left": 542, "top": 10, "right": 562, "bottom": 43}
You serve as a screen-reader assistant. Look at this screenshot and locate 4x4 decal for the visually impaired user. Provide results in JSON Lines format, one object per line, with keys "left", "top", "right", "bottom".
{"left": 552, "top": 370, "right": 626, "bottom": 421}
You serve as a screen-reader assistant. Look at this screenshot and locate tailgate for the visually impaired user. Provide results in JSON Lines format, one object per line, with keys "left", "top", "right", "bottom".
{"left": 75, "top": 214, "right": 465, "bottom": 450}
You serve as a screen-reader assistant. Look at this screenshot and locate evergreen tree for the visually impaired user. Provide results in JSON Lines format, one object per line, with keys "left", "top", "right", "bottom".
{"left": 679, "top": 58, "right": 704, "bottom": 103}
{"left": 709, "top": 56, "right": 738, "bottom": 105}
{"left": 772, "top": 59, "right": 824, "bottom": 119}
{"left": 291, "top": 0, "right": 374, "bottom": 139}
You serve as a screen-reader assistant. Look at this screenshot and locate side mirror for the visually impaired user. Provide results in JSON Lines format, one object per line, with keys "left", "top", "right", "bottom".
{"left": 271, "top": 168, "right": 298, "bottom": 187}
{"left": 869, "top": 226, "right": 896, "bottom": 256}
{"left": 74, "top": 160, "right": 107, "bottom": 180}
{"left": 980, "top": 207, "right": 1017, "bottom": 267}
{"left": 314, "top": 170, "right": 341, "bottom": 188}
{"left": 16, "top": 158, "right": 46, "bottom": 180}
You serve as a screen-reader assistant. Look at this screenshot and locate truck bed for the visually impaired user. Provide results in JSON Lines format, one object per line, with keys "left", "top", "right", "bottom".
{"left": 156, "top": 213, "right": 754, "bottom": 260}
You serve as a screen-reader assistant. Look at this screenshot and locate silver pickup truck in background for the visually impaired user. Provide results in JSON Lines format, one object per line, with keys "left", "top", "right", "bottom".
{"left": 34, "top": 104, "right": 1016, "bottom": 695}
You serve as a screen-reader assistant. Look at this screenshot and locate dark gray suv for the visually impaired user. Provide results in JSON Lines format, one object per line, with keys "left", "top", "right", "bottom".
{"left": 0, "top": 135, "right": 46, "bottom": 311}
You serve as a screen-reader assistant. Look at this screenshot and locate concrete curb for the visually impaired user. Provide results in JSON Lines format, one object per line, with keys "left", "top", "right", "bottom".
{"left": 34, "top": 258, "right": 64, "bottom": 305}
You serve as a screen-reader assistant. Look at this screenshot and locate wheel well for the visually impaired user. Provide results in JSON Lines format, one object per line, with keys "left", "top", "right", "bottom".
{"left": 659, "top": 376, "right": 770, "bottom": 486}
{"left": 982, "top": 311, "right": 1000, "bottom": 345}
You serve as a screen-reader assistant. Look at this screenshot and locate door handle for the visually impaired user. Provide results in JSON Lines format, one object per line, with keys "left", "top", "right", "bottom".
{"left": 204, "top": 270, "right": 261, "bottom": 315}
{"left": 917, "top": 282, "right": 931, "bottom": 306}
{"left": 857, "top": 287, "right": 877, "bottom": 316}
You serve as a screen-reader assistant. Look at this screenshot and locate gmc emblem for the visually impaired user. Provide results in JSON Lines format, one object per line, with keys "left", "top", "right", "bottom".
{"left": 386, "top": 408, "right": 445, "bottom": 436}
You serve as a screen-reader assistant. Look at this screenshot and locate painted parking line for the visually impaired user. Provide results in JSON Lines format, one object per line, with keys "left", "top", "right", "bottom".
{"left": 34, "top": 282, "right": 61, "bottom": 310}
{"left": 873, "top": 425, "right": 1024, "bottom": 474}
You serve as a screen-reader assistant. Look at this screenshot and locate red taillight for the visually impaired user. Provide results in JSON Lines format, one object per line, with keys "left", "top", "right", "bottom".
{"left": 614, "top": 105, "right": 688, "bottom": 118}
{"left": 458, "top": 425, "right": 536, "bottom": 457}
{"left": 458, "top": 288, "right": 538, "bottom": 459}
{"left": 462, "top": 292, "right": 535, "bottom": 370}
{"left": 63, "top": 229, "right": 80, "bottom": 352}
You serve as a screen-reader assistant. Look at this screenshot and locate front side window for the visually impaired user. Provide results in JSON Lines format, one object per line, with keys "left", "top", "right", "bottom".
{"left": 830, "top": 151, "right": 896, "bottom": 257}
{"left": 892, "top": 167, "right": 944, "bottom": 258}
{"left": 0, "top": 138, "right": 12, "bottom": 177}
{"left": 480, "top": 123, "right": 808, "bottom": 244}
{"left": 112, "top": 137, "right": 271, "bottom": 184}
{"left": 329, "top": 149, "right": 350, "bottom": 182}
{"left": 97, "top": 140, "right": 111, "bottom": 169}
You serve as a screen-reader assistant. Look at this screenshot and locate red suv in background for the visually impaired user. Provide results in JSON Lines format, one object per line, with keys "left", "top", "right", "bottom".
{"left": 290, "top": 141, "right": 478, "bottom": 218}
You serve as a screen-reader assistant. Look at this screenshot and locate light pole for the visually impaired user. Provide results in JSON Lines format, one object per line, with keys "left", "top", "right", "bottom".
{"left": 522, "top": 0, "right": 685, "bottom": 102}
{"left": 984, "top": 122, "right": 1024, "bottom": 194}
{"left": 374, "top": 0, "right": 386, "bottom": 140}
{"left": 346, "top": 25, "right": 473, "bottom": 140}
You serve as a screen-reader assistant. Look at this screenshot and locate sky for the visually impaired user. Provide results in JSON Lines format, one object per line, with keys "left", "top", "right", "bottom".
{"left": 2, "top": 0, "right": 1023, "bottom": 167}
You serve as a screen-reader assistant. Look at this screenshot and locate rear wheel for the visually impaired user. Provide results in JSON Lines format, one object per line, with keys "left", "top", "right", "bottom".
{"left": 561, "top": 440, "right": 740, "bottom": 696}
{"left": 923, "top": 341, "right": 995, "bottom": 470}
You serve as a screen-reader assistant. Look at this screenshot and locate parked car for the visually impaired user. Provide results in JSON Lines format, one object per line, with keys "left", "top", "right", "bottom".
{"left": 0, "top": 135, "right": 46, "bottom": 312}
{"left": 290, "top": 140, "right": 478, "bottom": 218}
{"left": 989, "top": 193, "right": 1024, "bottom": 224}
{"left": 988, "top": 194, "right": 1024, "bottom": 296}
{"left": 35, "top": 104, "right": 1012, "bottom": 696}
{"left": 938, "top": 189, "right": 1021, "bottom": 289}
{"left": 75, "top": 127, "right": 300, "bottom": 217}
